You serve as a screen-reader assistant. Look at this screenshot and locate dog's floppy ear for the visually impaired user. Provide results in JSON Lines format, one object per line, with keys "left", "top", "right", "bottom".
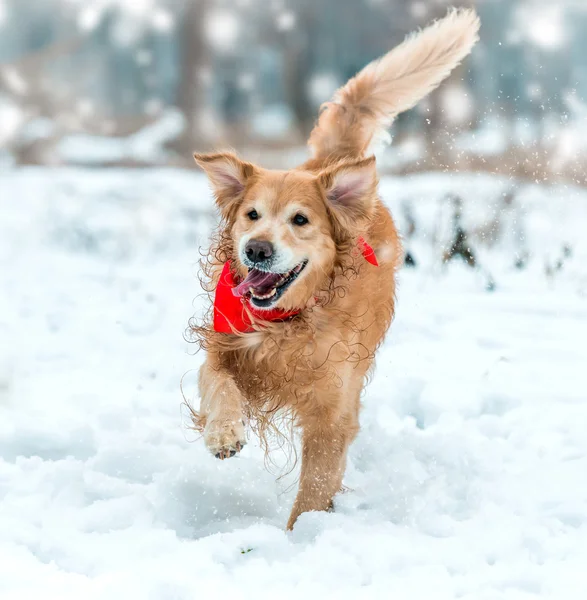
{"left": 318, "top": 156, "right": 378, "bottom": 223}
{"left": 194, "top": 152, "right": 257, "bottom": 213}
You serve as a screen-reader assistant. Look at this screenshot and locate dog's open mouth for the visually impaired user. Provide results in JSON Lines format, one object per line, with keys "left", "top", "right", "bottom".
{"left": 232, "top": 261, "right": 307, "bottom": 308}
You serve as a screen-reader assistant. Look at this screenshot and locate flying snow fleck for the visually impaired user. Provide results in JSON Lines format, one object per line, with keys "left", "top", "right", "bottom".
{"left": 410, "top": 1, "right": 428, "bottom": 20}
{"left": 78, "top": 6, "right": 102, "bottom": 31}
{"left": 152, "top": 8, "right": 174, "bottom": 32}
{"left": 276, "top": 11, "right": 296, "bottom": 31}
{"left": 205, "top": 10, "right": 240, "bottom": 53}
{"left": 526, "top": 7, "right": 567, "bottom": 50}
{"left": 307, "top": 73, "right": 341, "bottom": 108}
{"left": 439, "top": 85, "right": 474, "bottom": 126}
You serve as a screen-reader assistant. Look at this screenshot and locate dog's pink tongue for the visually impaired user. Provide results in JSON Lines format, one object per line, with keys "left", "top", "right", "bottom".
{"left": 232, "top": 269, "right": 281, "bottom": 297}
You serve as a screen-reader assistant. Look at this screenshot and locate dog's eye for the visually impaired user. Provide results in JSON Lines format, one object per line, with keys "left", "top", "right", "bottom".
{"left": 247, "top": 209, "right": 259, "bottom": 220}
{"left": 292, "top": 213, "right": 309, "bottom": 226}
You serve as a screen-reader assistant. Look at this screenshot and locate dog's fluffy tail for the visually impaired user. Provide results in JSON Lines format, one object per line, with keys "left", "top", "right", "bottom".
{"left": 308, "top": 8, "right": 480, "bottom": 160}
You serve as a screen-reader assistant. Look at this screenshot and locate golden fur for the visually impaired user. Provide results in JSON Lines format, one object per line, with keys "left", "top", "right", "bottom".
{"left": 189, "top": 9, "right": 479, "bottom": 529}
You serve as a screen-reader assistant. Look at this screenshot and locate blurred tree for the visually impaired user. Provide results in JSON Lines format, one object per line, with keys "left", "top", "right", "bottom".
{"left": 173, "top": 0, "right": 210, "bottom": 153}
{"left": 0, "top": 0, "right": 584, "bottom": 179}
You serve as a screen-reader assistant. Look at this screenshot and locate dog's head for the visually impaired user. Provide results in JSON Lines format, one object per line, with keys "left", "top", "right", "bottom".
{"left": 195, "top": 152, "right": 378, "bottom": 311}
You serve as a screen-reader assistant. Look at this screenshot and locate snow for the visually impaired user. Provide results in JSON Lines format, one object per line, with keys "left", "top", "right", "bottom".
{"left": 438, "top": 84, "right": 474, "bottom": 126}
{"left": 250, "top": 104, "right": 296, "bottom": 139}
{"left": 276, "top": 11, "right": 296, "bottom": 32}
{"left": 56, "top": 108, "right": 185, "bottom": 165}
{"left": 0, "top": 67, "right": 29, "bottom": 96}
{"left": 150, "top": 8, "right": 174, "bottom": 33}
{"left": 523, "top": 5, "right": 567, "bottom": 50}
{"left": 0, "top": 96, "right": 25, "bottom": 145}
{"left": 76, "top": 0, "right": 176, "bottom": 36}
{"left": 451, "top": 115, "right": 579, "bottom": 159}
{"left": 1, "top": 168, "right": 586, "bottom": 599}
{"left": 78, "top": 5, "right": 102, "bottom": 32}
{"left": 307, "top": 73, "right": 342, "bottom": 109}
{"left": 204, "top": 9, "right": 241, "bottom": 54}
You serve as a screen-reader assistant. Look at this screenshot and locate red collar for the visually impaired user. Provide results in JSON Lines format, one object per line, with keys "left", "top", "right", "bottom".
{"left": 213, "top": 236, "right": 378, "bottom": 334}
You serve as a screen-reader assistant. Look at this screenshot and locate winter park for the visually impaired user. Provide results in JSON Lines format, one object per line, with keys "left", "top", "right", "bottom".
{"left": 1, "top": 0, "right": 587, "bottom": 598}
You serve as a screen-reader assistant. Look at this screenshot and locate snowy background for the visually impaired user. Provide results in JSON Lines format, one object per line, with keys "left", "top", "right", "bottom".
{"left": 1, "top": 1, "right": 587, "bottom": 599}
{"left": 2, "top": 170, "right": 586, "bottom": 599}
{"left": 1, "top": 0, "right": 587, "bottom": 181}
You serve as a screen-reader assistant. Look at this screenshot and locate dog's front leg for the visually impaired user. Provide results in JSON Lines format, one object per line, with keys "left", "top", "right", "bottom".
{"left": 198, "top": 355, "right": 247, "bottom": 459}
{"left": 286, "top": 405, "right": 359, "bottom": 530}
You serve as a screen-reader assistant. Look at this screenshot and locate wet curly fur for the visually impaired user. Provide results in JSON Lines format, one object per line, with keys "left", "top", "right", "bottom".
{"left": 186, "top": 9, "right": 479, "bottom": 529}
{"left": 187, "top": 213, "right": 380, "bottom": 454}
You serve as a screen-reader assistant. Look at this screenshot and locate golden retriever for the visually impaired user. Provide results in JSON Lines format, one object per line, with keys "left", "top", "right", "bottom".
{"left": 190, "top": 9, "right": 479, "bottom": 530}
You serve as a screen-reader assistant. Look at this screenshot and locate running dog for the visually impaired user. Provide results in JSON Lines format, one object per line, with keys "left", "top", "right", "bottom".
{"left": 191, "top": 9, "right": 479, "bottom": 529}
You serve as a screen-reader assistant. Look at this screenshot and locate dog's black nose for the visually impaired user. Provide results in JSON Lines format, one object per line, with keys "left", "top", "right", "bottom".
{"left": 245, "top": 239, "right": 273, "bottom": 263}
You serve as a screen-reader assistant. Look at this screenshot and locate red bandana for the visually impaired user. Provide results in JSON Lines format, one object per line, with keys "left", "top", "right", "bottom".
{"left": 213, "top": 237, "right": 378, "bottom": 333}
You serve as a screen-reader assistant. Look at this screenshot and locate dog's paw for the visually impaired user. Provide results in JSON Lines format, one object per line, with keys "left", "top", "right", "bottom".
{"left": 204, "top": 417, "right": 247, "bottom": 460}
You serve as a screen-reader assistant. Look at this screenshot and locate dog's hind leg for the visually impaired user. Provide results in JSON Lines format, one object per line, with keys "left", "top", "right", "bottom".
{"left": 286, "top": 403, "right": 360, "bottom": 530}
{"left": 198, "top": 356, "right": 247, "bottom": 460}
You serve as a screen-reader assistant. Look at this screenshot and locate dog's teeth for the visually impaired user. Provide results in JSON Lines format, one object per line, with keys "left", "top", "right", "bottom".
{"left": 251, "top": 287, "right": 277, "bottom": 300}
{"left": 250, "top": 263, "right": 305, "bottom": 300}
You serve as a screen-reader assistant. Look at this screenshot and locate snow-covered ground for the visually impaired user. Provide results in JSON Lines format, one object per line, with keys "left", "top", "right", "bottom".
{"left": 1, "top": 168, "right": 586, "bottom": 599}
